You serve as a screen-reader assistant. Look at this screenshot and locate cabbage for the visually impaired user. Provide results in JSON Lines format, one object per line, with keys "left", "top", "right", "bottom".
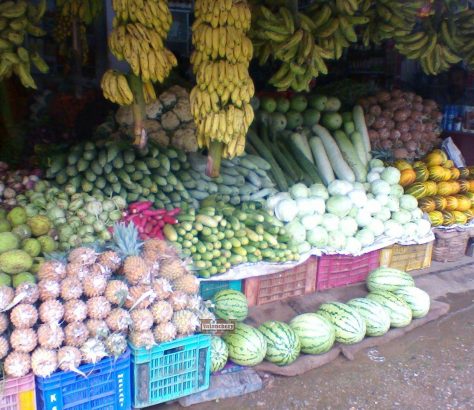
{"left": 290, "top": 183, "right": 309, "bottom": 199}
{"left": 392, "top": 209, "right": 412, "bottom": 224}
{"left": 367, "top": 171, "right": 380, "bottom": 183}
{"left": 326, "top": 195, "right": 353, "bottom": 217}
{"left": 389, "top": 184, "right": 404, "bottom": 197}
{"left": 348, "top": 207, "right": 359, "bottom": 218}
{"left": 301, "top": 214, "right": 322, "bottom": 230}
{"left": 371, "top": 180, "right": 391, "bottom": 196}
{"left": 403, "top": 222, "right": 418, "bottom": 238}
{"left": 267, "top": 192, "right": 291, "bottom": 211}
{"left": 399, "top": 194, "right": 418, "bottom": 211}
{"left": 356, "top": 228, "right": 375, "bottom": 247}
{"left": 381, "top": 167, "right": 401, "bottom": 185}
{"left": 375, "top": 207, "right": 391, "bottom": 222}
{"left": 345, "top": 237, "right": 362, "bottom": 254}
{"left": 356, "top": 209, "right": 373, "bottom": 227}
{"left": 296, "top": 198, "right": 316, "bottom": 217}
{"left": 375, "top": 194, "right": 389, "bottom": 207}
{"left": 328, "top": 231, "right": 346, "bottom": 250}
{"left": 275, "top": 199, "right": 298, "bottom": 222}
{"left": 411, "top": 208, "right": 423, "bottom": 220}
{"left": 348, "top": 190, "right": 367, "bottom": 208}
{"left": 309, "top": 183, "right": 329, "bottom": 200}
{"left": 366, "top": 198, "right": 382, "bottom": 215}
{"left": 352, "top": 182, "right": 365, "bottom": 191}
{"left": 384, "top": 220, "right": 403, "bottom": 238}
{"left": 309, "top": 197, "right": 326, "bottom": 215}
{"left": 338, "top": 217, "right": 358, "bottom": 237}
{"left": 298, "top": 241, "right": 312, "bottom": 254}
{"left": 416, "top": 219, "right": 432, "bottom": 236}
{"left": 328, "top": 180, "right": 353, "bottom": 196}
{"left": 369, "top": 159, "right": 384, "bottom": 169}
{"left": 321, "top": 214, "right": 340, "bottom": 231}
{"left": 286, "top": 220, "right": 306, "bottom": 244}
{"left": 367, "top": 218, "right": 385, "bottom": 237}
{"left": 386, "top": 196, "right": 400, "bottom": 212}
{"left": 307, "top": 226, "right": 329, "bottom": 247}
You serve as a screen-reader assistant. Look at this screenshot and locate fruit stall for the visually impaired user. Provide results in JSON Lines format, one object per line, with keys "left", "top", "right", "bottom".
{"left": 0, "top": 0, "right": 473, "bottom": 409}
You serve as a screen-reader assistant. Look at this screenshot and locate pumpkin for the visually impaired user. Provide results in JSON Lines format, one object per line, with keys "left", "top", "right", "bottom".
{"left": 424, "top": 181, "right": 438, "bottom": 196}
{"left": 433, "top": 195, "right": 447, "bottom": 211}
{"left": 425, "top": 149, "right": 447, "bottom": 167}
{"left": 459, "top": 168, "right": 470, "bottom": 179}
{"left": 399, "top": 169, "right": 417, "bottom": 187}
{"left": 445, "top": 196, "right": 459, "bottom": 211}
{"left": 418, "top": 197, "right": 436, "bottom": 213}
{"left": 454, "top": 195, "right": 471, "bottom": 211}
{"left": 414, "top": 165, "right": 429, "bottom": 182}
{"left": 444, "top": 160, "right": 454, "bottom": 169}
{"left": 405, "top": 182, "right": 427, "bottom": 199}
{"left": 442, "top": 211, "right": 455, "bottom": 226}
{"left": 437, "top": 181, "right": 454, "bottom": 196}
{"left": 428, "top": 211, "right": 443, "bottom": 227}
{"left": 451, "top": 210, "right": 468, "bottom": 225}
{"left": 428, "top": 166, "right": 446, "bottom": 182}
{"left": 450, "top": 168, "right": 460, "bottom": 180}
{"left": 393, "top": 160, "right": 413, "bottom": 171}
{"left": 458, "top": 180, "right": 470, "bottom": 193}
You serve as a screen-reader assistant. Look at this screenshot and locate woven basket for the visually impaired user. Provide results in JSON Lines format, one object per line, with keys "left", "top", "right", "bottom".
{"left": 432, "top": 229, "right": 469, "bottom": 262}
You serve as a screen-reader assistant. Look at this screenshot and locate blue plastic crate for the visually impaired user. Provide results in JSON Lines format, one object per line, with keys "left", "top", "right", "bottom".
{"left": 36, "top": 350, "right": 131, "bottom": 410}
{"left": 129, "top": 334, "right": 211, "bottom": 408}
{"left": 199, "top": 280, "right": 242, "bottom": 300}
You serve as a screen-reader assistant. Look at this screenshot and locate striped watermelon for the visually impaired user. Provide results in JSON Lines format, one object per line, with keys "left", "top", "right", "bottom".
{"left": 366, "top": 267, "right": 415, "bottom": 292}
{"left": 222, "top": 322, "right": 267, "bottom": 366}
{"left": 258, "top": 321, "right": 301, "bottom": 366}
{"left": 289, "top": 313, "right": 335, "bottom": 355}
{"left": 211, "top": 336, "right": 228, "bottom": 373}
{"left": 213, "top": 289, "right": 248, "bottom": 321}
{"left": 367, "top": 291, "right": 412, "bottom": 327}
{"left": 347, "top": 298, "right": 391, "bottom": 337}
{"left": 317, "top": 302, "right": 366, "bottom": 344}
{"left": 393, "top": 287, "right": 430, "bottom": 318}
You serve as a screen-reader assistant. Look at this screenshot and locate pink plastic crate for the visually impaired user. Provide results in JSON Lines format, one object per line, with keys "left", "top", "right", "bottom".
{"left": 0, "top": 373, "right": 36, "bottom": 410}
{"left": 316, "top": 250, "right": 380, "bottom": 291}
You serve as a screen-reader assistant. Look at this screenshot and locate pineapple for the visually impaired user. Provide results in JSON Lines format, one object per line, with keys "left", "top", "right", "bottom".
{"left": 4, "top": 351, "right": 31, "bottom": 377}
{"left": 58, "top": 346, "right": 82, "bottom": 372}
{"left": 129, "top": 330, "right": 155, "bottom": 348}
{"left": 66, "top": 262, "right": 90, "bottom": 280}
{"left": 0, "top": 335, "right": 9, "bottom": 359}
{"left": 64, "top": 322, "right": 89, "bottom": 347}
{"left": 105, "top": 280, "right": 129, "bottom": 305}
{"left": 89, "top": 263, "right": 112, "bottom": 279}
{"left": 172, "top": 310, "right": 199, "bottom": 335}
{"left": 142, "top": 249, "right": 160, "bottom": 267}
{"left": 15, "top": 283, "right": 39, "bottom": 304}
{"left": 172, "top": 274, "right": 199, "bottom": 295}
{"left": 64, "top": 300, "right": 88, "bottom": 323}
{"left": 68, "top": 247, "right": 97, "bottom": 266}
{"left": 39, "top": 300, "right": 64, "bottom": 324}
{"left": 37, "top": 260, "right": 67, "bottom": 281}
{"left": 152, "top": 278, "right": 172, "bottom": 299}
{"left": 11, "top": 304, "right": 38, "bottom": 328}
{"left": 0, "top": 285, "right": 14, "bottom": 310}
{"left": 130, "top": 309, "right": 154, "bottom": 332}
{"left": 86, "top": 319, "right": 110, "bottom": 338}
{"left": 81, "top": 338, "right": 107, "bottom": 364}
{"left": 10, "top": 328, "right": 37, "bottom": 353}
{"left": 31, "top": 348, "right": 58, "bottom": 377}
{"left": 168, "top": 291, "right": 188, "bottom": 311}
{"left": 158, "top": 257, "right": 187, "bottom": 281}
{"left": 150, "top": 300, "right": 173, "bottom": 324}
{"left": 112, "top": 223, "right": 149, "bottom": 284}
{"left": 0, "top": 312, "right": 8, "bottom": 334}
{"left": 186, "top": 295, "right": 202, "bottom": 311}
{"left": 124, "top": 285, "right": 155, "bottom": 309}
{"left": 83, "top": 274, "right": 107, "bottom": 297}
{"left": 153, "top": 322, "right": 177, "bottom": 343}
{"left": 60, "top": 277, "right": 83, "bottom": 300}
{"left": 87, "top": 296, "right": 111, "bottom": 320}
{"left": 143, "top": 238, "right": 170, "bottom": 255}
{"left": 37, "top": 323, "right": 64, "bottom": 349}
{"left": 38, "top": 279, "right": 61, "bottom": 301}
{"left": 105, "top": 333, "right": 127, "bottom": 357}
{"left": 98, "top": 250, "right": 122, "bottom": 272}
{"left": 106, "top": 308, "right": 132, "bottom": 333}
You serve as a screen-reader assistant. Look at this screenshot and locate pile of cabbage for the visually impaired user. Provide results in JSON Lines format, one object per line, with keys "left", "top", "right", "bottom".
{"left": 267, "top": 159, "right": 431, "bottom": 254}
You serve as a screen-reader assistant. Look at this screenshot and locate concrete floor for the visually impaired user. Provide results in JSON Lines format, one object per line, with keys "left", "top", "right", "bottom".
{"left": 164, "top": 258, "right": 474, "bottom": 410}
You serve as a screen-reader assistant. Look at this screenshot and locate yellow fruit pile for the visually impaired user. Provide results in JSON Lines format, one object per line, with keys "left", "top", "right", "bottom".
{"left": 190, "top": 0, "right": 255, "bottom": 159}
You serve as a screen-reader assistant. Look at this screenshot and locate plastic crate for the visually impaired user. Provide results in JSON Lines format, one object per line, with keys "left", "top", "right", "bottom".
{"left": 243, "top": 256, "right": 317, "bottom": 306}
{"left": 199, "top": 280, "right": 242, "bottom": 300}
{"left": 129, "top": 334, "right": 211, "bottom": 408}
{"left": 36, "top": 350, "right": 131, "bottom": 410}
{"left": 0, "top": 373, "right": 35, "bottom": 410}
{"left": 316, "top": 250, "right": 380, "bottom": 291}
{"left": 379, "top": 242, "right": 433, "bottom": 271}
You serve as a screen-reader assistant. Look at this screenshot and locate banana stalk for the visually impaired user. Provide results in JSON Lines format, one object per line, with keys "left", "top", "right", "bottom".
{"left": 207, "top": 141, "right": 224, "bottom": 178}
{"left": 128, "top": 73, "right": 147, "bottom": 149}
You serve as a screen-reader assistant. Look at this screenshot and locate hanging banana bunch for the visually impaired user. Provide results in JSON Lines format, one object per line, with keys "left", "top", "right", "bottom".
{"left": 0, "top": 0, "right": 48, "bottom": 89}
{"left": 190, "top": 0, "right": 255, "bottom": 174}
{"left": 453, "top": 8, "right": 474, "bottom": 70}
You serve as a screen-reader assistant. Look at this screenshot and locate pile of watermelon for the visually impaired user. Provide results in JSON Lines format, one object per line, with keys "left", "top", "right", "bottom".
{"left": 208, "top": 268, "right": 431, "bottom": 371}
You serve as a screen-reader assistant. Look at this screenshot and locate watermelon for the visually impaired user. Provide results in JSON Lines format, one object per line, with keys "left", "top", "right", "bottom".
{"left": 212, "top": 289, "right": 248, "bottom": 321}
{"left": 222, "top": 322, "right": 267, "bottom": 366}
{"left": 367, "top": 291, "right": 413, "bottom": 327}
{"left": 347, "top": 298, "right": 391, "bottom": 337}
{"left": 392, "top": 287, "right": 430, "bottom": 319}
{"left": 258, "top": 321, "right": 300, "bottom": 366}
{"left": 366, "top": 267, "right": 415, "bottom": 292}
{"left": 318, "top": 302, "right": 366, "bottom": 344}
{"left": 211, "top": 336, "right": 228, "bottom": 373}
{"left": 289, "top": 313, "right": 335, "bottom": 354}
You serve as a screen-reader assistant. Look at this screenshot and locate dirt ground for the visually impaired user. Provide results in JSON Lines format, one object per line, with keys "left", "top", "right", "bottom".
{"left": 162, "top": 260, "right": 474, "bottom": 410}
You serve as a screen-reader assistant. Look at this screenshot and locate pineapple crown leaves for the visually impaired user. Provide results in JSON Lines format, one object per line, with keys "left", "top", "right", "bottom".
{"left": 111, "top": 222, "right": 143, "bottom": 258}
{"left": 44, "top": 251, "right": 68, "bottom": 264}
